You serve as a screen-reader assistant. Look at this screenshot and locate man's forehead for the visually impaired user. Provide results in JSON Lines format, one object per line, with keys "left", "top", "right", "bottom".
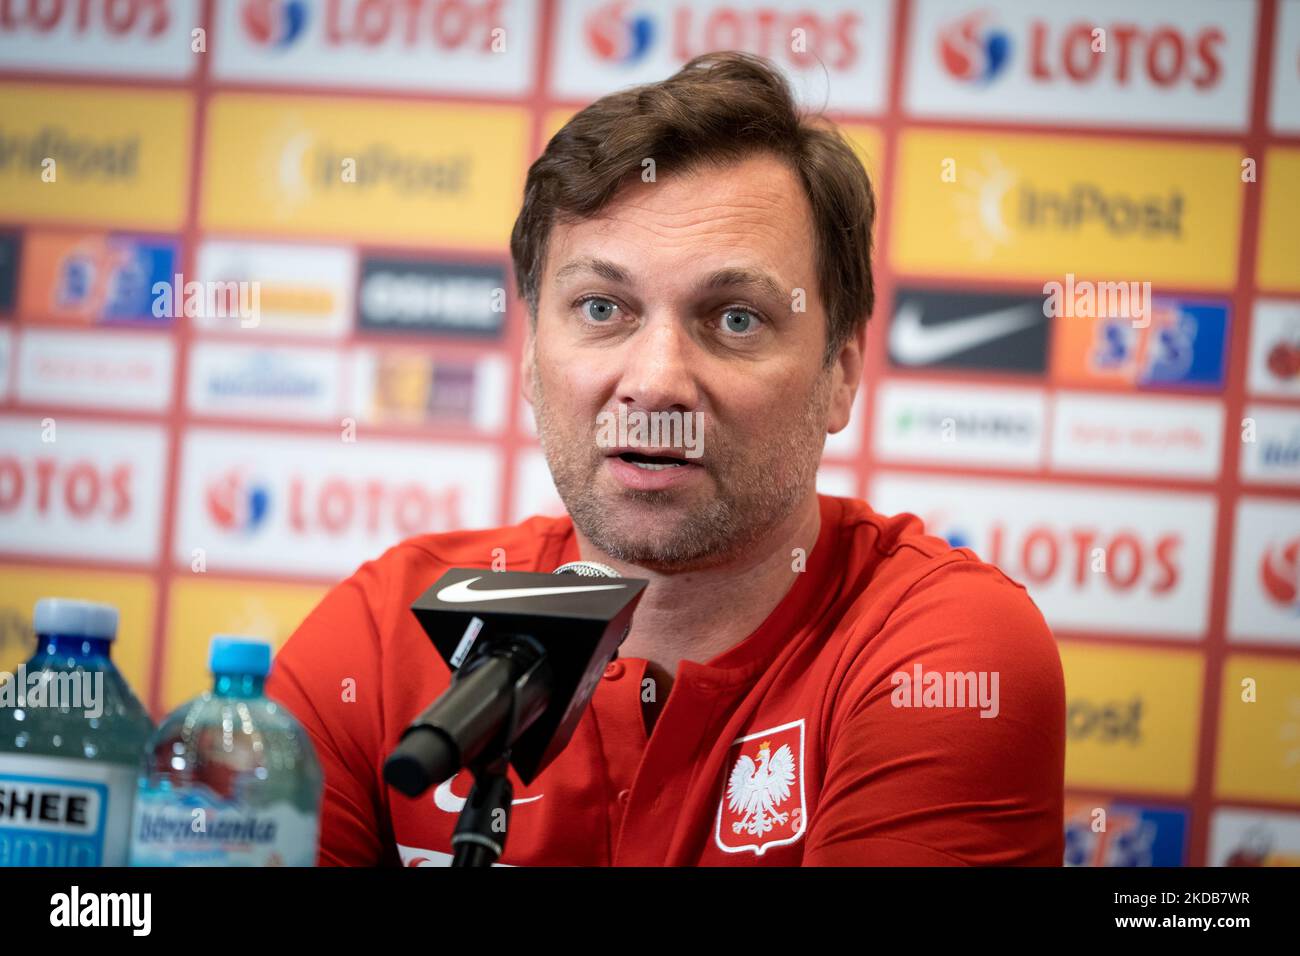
{"left": 544, "top": 154, "right": 815, "bottom": 290}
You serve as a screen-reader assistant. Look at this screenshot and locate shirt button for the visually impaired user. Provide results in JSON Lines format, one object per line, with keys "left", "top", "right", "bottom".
{"left": 603, "top": 661, "right": 625, "bottom": 680}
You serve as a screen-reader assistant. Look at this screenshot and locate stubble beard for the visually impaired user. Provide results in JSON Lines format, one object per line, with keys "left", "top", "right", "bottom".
{"left": 531, "top": 359, "right": 833, "bottom": 573}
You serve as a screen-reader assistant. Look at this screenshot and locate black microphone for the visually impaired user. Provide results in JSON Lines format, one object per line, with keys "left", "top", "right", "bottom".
{"left": 383, "top": 561, "right": 646, "bottom": 798}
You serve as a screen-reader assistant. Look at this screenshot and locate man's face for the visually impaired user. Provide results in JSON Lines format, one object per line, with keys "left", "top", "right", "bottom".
{"left": 524, "top": 153, "right": 861, "bottom": 572}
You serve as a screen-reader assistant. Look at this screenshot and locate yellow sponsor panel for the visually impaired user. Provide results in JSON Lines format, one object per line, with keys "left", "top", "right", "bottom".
{"left": 892, "top": 130, "right": 1243, "bottom": 288}
{"left": 0, "top": 565, "right": 156, "bottom": 703}
{"left": 1059, "top": 642, "right": 1203, "bottom": 796}
{"left": 0, "top": 84, "right": 191, "bottom": 229}
{"left": 1257, "top": 148, "right": 1300, "bottom": 292}
{"left": 202, "top": 94, "right": 528, "bottom": 248}
{"left": 1215, "top": 656, "right": 1300, "bottom": 804}
{"left": 163, "top": 577, "right": 326, "bottom": 712}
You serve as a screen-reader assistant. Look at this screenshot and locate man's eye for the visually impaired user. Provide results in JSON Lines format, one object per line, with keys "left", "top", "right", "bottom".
{"left": 580, "top": 297, "right": 618, "bottom": 322}
{"left": 720, "top": 308, "right": 760, "bottom": 335}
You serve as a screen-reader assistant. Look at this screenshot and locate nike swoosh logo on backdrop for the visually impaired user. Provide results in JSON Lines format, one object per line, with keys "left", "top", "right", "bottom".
{"left": 435, "top": 576, "right": 626, "bottom": 603}
{"left": 890, "top": 300, "right": 1042, "bottom": 366}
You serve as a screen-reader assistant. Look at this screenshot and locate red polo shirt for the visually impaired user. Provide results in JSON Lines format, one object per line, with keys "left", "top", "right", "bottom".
{"left": 266, "top": 494, "right": 1065, "bottom": 866}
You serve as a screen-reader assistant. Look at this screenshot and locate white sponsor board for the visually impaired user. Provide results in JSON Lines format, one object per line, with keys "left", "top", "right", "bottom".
{"left": 0, "top": 0, "right": 200, "bottom": 78}
{"left": 194, "top": 240, "right": 355, "bottom": 338}
{"left": 349, "top": 349, "right": 508, "bottom": 432}
{"left": 1209, "top": 807, "right": 1300, "bottom": 866}
{"left": 873, "top": 380, "right": 1046, "bottom": 468}
{"left": 1228, "top": 497, "right": 1300, "bottom": 646}
{"left": 188, "top": 341, "right": 344, "bottom": 423}
{"left": 905, "top": 0, "right": 1256, "bottom": 130}
{"left": 0, "top": 327, "right": 11, "bottom": 401}
{"left": 174, "top": 428, "right": 501, "bottom": 576}
{"left": 1270, "top": 0, "right": 1300, "bottom": 133}
{"left": 17, "top": 330, "right": 174, "bottom": 412}
{"left": 212, "top": 0, "right": 538, "bottom": 96}
{"left": 1247, "top": 300, "right": 1300, "bottom": 399}
{"left": 1241, "top": 404, "right": 1300, "bottom": 487}
{"left": 870, "top": 472, "right": 1216, "bottom": 638}
{"left": 1050, "top": 391, "right": 1224, "bottom": 479}
{"left": 551, "top": 0, "right": 894, "bottom": 115}
{"left": 0, "top": 415, "right": 167, "bottom": 563}
{"left": 511, "top": 447, "right": 565, "bottom": 523}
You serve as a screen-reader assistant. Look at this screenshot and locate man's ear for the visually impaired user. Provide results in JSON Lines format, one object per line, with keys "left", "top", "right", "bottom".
{"left": 826, "top": 319, "right": 866, "bottom": 435}
{"left": 520, "top": 315, "right": 537, "bottom": 407}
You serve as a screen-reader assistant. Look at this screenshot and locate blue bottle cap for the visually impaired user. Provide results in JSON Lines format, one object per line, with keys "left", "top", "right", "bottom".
{"left": 209, "top": 636, "right": 273, "bottom": 677}
{"left": 32, "top": 598, "right": 119, "bottom": 640}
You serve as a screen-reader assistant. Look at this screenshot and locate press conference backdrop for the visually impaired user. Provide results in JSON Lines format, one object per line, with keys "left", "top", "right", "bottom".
{"left": 0, "top": 0, "right": 1298, "bottom": 867}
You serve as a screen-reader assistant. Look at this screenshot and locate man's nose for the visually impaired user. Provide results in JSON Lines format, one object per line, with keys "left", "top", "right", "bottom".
{"left": 615, "top": 316, "right": 701, "bottom": 412}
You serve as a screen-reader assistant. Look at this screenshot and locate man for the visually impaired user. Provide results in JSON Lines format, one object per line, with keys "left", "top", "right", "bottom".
{"left": 267, "top": 52, "right": 1065, "bottom": 866}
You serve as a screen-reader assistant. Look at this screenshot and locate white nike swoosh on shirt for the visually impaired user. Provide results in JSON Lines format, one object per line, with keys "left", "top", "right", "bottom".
{"left": 890, "top": 300, "right": 1043, "bottom": 366}
{"left": 433, "top": 776, "right": 544, "bottom": 813}
{"left": 435, "top": 576, "right": 626, "bottom": 603}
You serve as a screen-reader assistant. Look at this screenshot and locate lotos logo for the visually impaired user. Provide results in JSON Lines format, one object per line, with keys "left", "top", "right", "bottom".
{"left": 1260, "top": 538, "right": 1300, "bottom": 610}
{"left": 242, "top": 0, "right": 309, "bottom": 49}
{"left": 939, "top": 10, "right": 1011, "bottom": 85}
{"left": 206, "top": 470, "right": 272, "bottom": 534}
{"left": 585, "top": 1, "right": 655, "bottom": 64}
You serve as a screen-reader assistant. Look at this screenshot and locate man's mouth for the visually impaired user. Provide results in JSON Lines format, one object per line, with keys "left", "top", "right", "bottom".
{"left": 609, "top": 450, "right": 698, "bottom": 472}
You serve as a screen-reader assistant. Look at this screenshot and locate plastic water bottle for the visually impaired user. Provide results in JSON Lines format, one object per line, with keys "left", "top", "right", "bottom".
{"left": 0, "top": 598, "right": 153, "bottom": 866}
{"left": 130, "top": 636, "right": 322, "bottom": 866}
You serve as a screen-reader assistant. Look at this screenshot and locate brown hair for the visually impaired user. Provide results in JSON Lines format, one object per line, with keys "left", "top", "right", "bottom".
{"left": 510, "top": 51, "right": 876, "bottom": 366}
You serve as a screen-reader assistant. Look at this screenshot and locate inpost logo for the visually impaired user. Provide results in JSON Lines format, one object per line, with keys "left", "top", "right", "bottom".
{"left": 0, "top": 85, "right": 191, "bottom": 228}
{"left": 1058, "top": 642, "right": 1203, "bottom": 796}
{"left": 201, "top": 95, "right": 526, "bottom": 245}
{"left": 893, "top": 130, "right": 1243, "bottom": 288}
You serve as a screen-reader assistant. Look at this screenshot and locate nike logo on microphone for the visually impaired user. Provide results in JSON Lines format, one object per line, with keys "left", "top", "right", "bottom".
{"left": 890, "top": 300, "right": 1042, "bottom": 366}
{"left": 435, "top": 576, "right": 626, "bottom": 603}
{"left": 434, "top": 775, "right": 544, "bottom": 813}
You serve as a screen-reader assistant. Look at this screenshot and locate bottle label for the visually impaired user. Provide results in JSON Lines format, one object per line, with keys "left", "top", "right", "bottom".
{"left": 0, "top": 755, "right": 136, "bottom": 867}
{"left": 129, "top": 785, "right": 318, "bottom": 866}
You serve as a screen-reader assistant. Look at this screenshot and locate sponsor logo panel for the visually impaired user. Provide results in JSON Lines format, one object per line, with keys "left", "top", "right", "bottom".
{"left": 0, "top": 85, "right": 191, "bottom": 229}
{"left": 212, "top": 0, "right": 538, "bottom": 96}
{"left": 1241, "top": 404, "right": 1300, "bottom": 487}
{"left": 16, "top": 329, "right": 174, "bottom": 413}
{"left": 1063, "top": 796, "right": 1189, "bottom": 866}
{"left": 173, "top": 429, "right": 502, "bottom": 577}
{"left": 0, "top": 0, "right": 200, "bottom": 78}
{"left": 551, "top": 0, "right": 894, "bottom": 115}
{"left": 18, "top": 231, "right": 180, "bottom": 326}
{"left": 888, "top": 287, "right": 1049, "bottom": 374}
{"left": 1257, "top": 148, "right": 1300, "bottom": 293}
{"left": 0, "top": 416, "right": 167, "bottom": 564}
{"left": 1215, "top": 655, "right": 1300, "bottom": 804}
{"left": 1058, "top": 642, "right": 1203, "bottom": 796}
{"left": 187, "top": 341, "right": 343, "bottom": 423}
{"left": 0, "top": 564, "right": 156, "bottom": 705}
{"left": 823, "top": 391, "right": 865, "bottom": 458}
{"left": 892, "top": 130, "right": 1244, "bottom": 288}
{"left": 162, "top": 576, "right": 326, "bottom": 711}
{"left": 511, "top": 447, "right": 565, "bottom": 523}
{"left": 0, "top": 327, "right": 10, "bottom": 400}
{"left": 1209, "top": 807, "right": 1300, "bottom": 866}
{"left": 870, "top": 472, "right": 1216, "bottom": 638}
{"left": 194, "top": 239, "right": 353, "bottom": 338}
{"left": 905, "top": 0, "right": 1256, "bottom": 131}
{"left": 873, "top": 379, "right": 1046, "bottom": 468}
{"left": 814, "top": 464, "right": 856, "bottom": 498}
{"left": 0, "top": 232, "right": 20, "bottom": 317}
{"left": 1269, "top": 0, "right": 1300, "bottom": 134}
{"left": 1050, "top": 298, "right": 1229, "bottom": 391}
{"left": 357, "top": 256, "right": 506, "bottom": 338}
{"left": 350, "top": 348, "right": 507, "bottom": 432}
{"left": 200, "top": 95, "right": 527, "bottom": 247}
{"left": 1248, "top": 300, "right": 1300, "bottom": 399}
{"left": 1227, "top": 498, "right": 1300, "bottom": 646}
{"left": 1050, "top": 391, "right": 1223, "bottom": 480}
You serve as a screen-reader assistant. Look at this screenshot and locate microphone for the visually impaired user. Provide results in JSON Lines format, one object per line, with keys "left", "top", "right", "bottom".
{"left": 383, "top": 561, "right": 646, "bottom": 798}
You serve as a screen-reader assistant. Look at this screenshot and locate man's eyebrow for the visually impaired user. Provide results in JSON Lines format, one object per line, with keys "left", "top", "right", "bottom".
{"left": 702, "top": 268, "right": 787, "bottom": 304}
{"left": 552, "top": 257, "right": 631, "bottom": 285}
